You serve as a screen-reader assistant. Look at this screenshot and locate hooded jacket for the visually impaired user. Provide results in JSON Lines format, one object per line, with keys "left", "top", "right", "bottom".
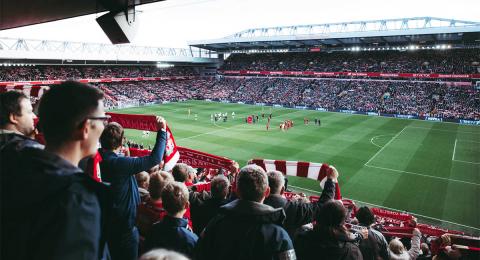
{"left": 1, "top": 142, "right": 108, "bottom": 260}
{"left": 195, "top": 199, "right": 296, "bottom": 260}
{"left": 295, "top": 226, "right": 364, "bottom": 260}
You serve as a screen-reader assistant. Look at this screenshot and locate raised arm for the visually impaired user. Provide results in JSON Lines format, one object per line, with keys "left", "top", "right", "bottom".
{"left": 114, "top": 117, "right": 168, "bottom": 174}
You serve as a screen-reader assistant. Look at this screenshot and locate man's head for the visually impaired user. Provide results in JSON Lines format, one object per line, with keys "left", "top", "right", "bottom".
{"left": 211, "top": 175, "right": 230, "bottom": 199}
{"left": 267, "top": 170, "right": 285, "bottom": 195}
{"left": 136, "top": 171, "right": 150, "bottom": 190}
{"left": 161, "top": 182, "right": 189, "bottom": 216}
{"left": 316, "top": 200, "right": 347, "bottom": 227}
{"left": 420, "top": 243, "right": 430, "bottom": 256}
{"left": 172, "top": 163, "right": 189, "bottom": 182}
{"left": 389, "top": 238, "right": 405, "bottom": 255}
{"left": 186, "top": 166, "right": 197, "bottom": 183}
{"left": 38, "top": 81, "right": 105, "bottom": 157}
{"left": 100, "top": 122, "right": 124, "bottom": 151}
{"left": 0, "top": 91, "right": 36, "bottom": 136}
{"left": 149, "top": 171, "right": 174, "bottom": 200}
{"left": 236, "top": 164, "right": 270, "bottom": 202}
{"left": 355, "top": 206, "right": 375, "bottom": 226}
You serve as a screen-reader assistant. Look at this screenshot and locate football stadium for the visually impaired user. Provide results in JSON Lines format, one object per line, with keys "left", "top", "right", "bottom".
{"left": 1, "top": 0, "right": 479, "bottom": 259}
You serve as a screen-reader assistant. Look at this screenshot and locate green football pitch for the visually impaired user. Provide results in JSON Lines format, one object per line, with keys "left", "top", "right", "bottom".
{"left": 114, "top": 100, "right": 480, "bottom": 233}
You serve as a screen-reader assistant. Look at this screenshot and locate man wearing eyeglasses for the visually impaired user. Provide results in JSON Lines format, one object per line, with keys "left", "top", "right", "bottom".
{"left": 99, "top": 117, "right": 167, "bottom": 260}
{"left": 1, "top": 81, "right": 110, "bottom": 260}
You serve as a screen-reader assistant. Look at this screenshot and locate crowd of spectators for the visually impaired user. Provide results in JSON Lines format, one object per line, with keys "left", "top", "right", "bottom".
{"left": 0, "top": 65, "right": 197, "bottom": 81}
{"left": 96, "top": 77, "right": 479, "bottom": 120}
{"left": 222, "top": 49, "right": 480, "bottom": 74}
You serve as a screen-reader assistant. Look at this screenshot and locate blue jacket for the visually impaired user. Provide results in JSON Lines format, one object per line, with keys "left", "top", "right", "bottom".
{"left": 144, "top": 215, "right": 199, "bottom": 258}
{"left": 99, "top": 130, "right": 167, "bottom": 230}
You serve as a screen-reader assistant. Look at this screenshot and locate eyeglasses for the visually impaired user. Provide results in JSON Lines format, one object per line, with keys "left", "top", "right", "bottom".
{"left": 87, "top": 115, "right": 111, "bottom": 126}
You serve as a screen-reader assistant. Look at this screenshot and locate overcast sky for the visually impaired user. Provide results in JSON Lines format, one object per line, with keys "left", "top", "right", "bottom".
{"left": 0, "top": 0, "right": 478, "bottom": 48}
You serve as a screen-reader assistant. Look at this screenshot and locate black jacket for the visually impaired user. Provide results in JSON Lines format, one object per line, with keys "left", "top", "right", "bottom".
{"left": 295, "top": 228, "right": 363, "bottom": 260}
{"left": 188, "top": 189, "right": 231, "bottom": 235}
{"left": 1, "top": 142, "right": 109, "bottom": 260}
{"left": 0, "top": 131, "right": 42, "bottom": 151}
{"left": 195, "top": 199, "right": 296, "bottom": 260}
{"left": 264, "top": 178, "right": 335, "bottom": 233}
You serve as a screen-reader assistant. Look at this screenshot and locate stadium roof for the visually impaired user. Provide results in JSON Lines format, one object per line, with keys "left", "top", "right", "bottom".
{"left": 0, "top": 0, "right": 165, "bottom": 30}
{"left": 0, "top": 37, "right": 218, "bottom": 64}
{"left": 189, "top": 17, "right": 480, "bottom": 52}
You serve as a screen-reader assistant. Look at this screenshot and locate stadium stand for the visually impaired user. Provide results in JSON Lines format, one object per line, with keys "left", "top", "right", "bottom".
{"left": 222, "top": 49, "right": 480, "bottom": 74}
{"left": 0, "top": 65, "right": 197, "bottom": 81}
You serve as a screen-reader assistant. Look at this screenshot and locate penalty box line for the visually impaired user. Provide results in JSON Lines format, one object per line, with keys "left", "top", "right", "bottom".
{"left": 364, "top": 128, "right": 480, "bottom": 186}
{"left": 363, "top": 164, "right": 480, "bottom": 186}
{"left": 452, "top": 139, "right": 480, "bottom": 165}
{"left": 364, "top": 126, "right": 408, "bottom": 166}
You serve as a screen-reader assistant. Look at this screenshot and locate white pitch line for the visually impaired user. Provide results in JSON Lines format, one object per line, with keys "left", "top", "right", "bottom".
{"left": 288, "top": 184, "right": 480, "bottom": 231}
{"left": 370, "top": 134, "right": 395, "bottom": 148}
{"left": 452, "top": 159, "right": 480, "bottom": 165}
{"left": 452, "top": 139, "right": 457, "bottom": 161}
{"left": 406, "top": 126, "right": 480, "bottom": 135}
{"left": 177, "top": 109, "right": 305, "bottom": 141}
{"left": 364, "top": 164, "right": 480, "bottom": 186}
{"left": 456, "top": 139, "right": 480, "bottom": 144}
{"left": 365, "top": 126, "right": 407, "bottom": 166}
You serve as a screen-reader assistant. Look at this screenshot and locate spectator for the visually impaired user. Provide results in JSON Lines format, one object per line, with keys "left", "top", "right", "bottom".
{"left": 99, "top": 118, "right": 167, "bottom": 260}
{"left": 172, "top": 163, "right": 190, "bottom": 183}
{"left": 137, "top": 171, "right": 151, "bottom": 202}
{"left": 263, "top": 170, "right": 335, "bottom": 237}
{"left": 295, "top": 200, "right": 365, "bottom": 260}
{"left": 0, "top": 91, "right": 38, "bottom": 149}
{"left": 356, "top": 206, "right": 389, "bottom": 260}
{"left": 190, "top": 175, "right": 231, "bottom": 235}
{"left": 417, "top": 243, "right": 431, "bottom": 260}
{"left": 144, "top": 182, "right": 199, "bottom": 258}
{"left": 137, "top": 171, "right": 174, "bottom": 238}
{"left": 388, "top": 228, "right": 422, "bottom": 260}
{"left": 139, "top": 249, "right": 189, "bottom": 260}
{"left": 195, "top": 164, "right": 296, "bottom": 260}
{"left": 1, "top": 81, "right": 109, "bottom": 259}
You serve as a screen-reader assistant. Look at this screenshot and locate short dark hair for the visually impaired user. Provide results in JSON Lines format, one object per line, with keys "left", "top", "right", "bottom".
{"left": 267, "top": 170, "right": 285, "bottom": 194}
{"left": 100, "top": 122, "right": 124, "bottom": 150}
{"left": 0, "top": 91, "right": 28, "bottom": 128}
{"left": 356, "top": 206, "right": 375, "bottom": 226}
{"left": 211, "top": 175, "right": 230, "bottom": 199}
{"left": 172, "top": 163, "right": 189, "bottom": 182}
{"left": 236, "top": 164, "right": 268, "bottom": 202}
{"left": 162, "top": 182, "right": 189, "bottom": 215}
{"left": 316, "top": 200, "right": 347, "bottom": 227}
{"left": 38, "top": 81, "right": 103, "bottom": 145}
